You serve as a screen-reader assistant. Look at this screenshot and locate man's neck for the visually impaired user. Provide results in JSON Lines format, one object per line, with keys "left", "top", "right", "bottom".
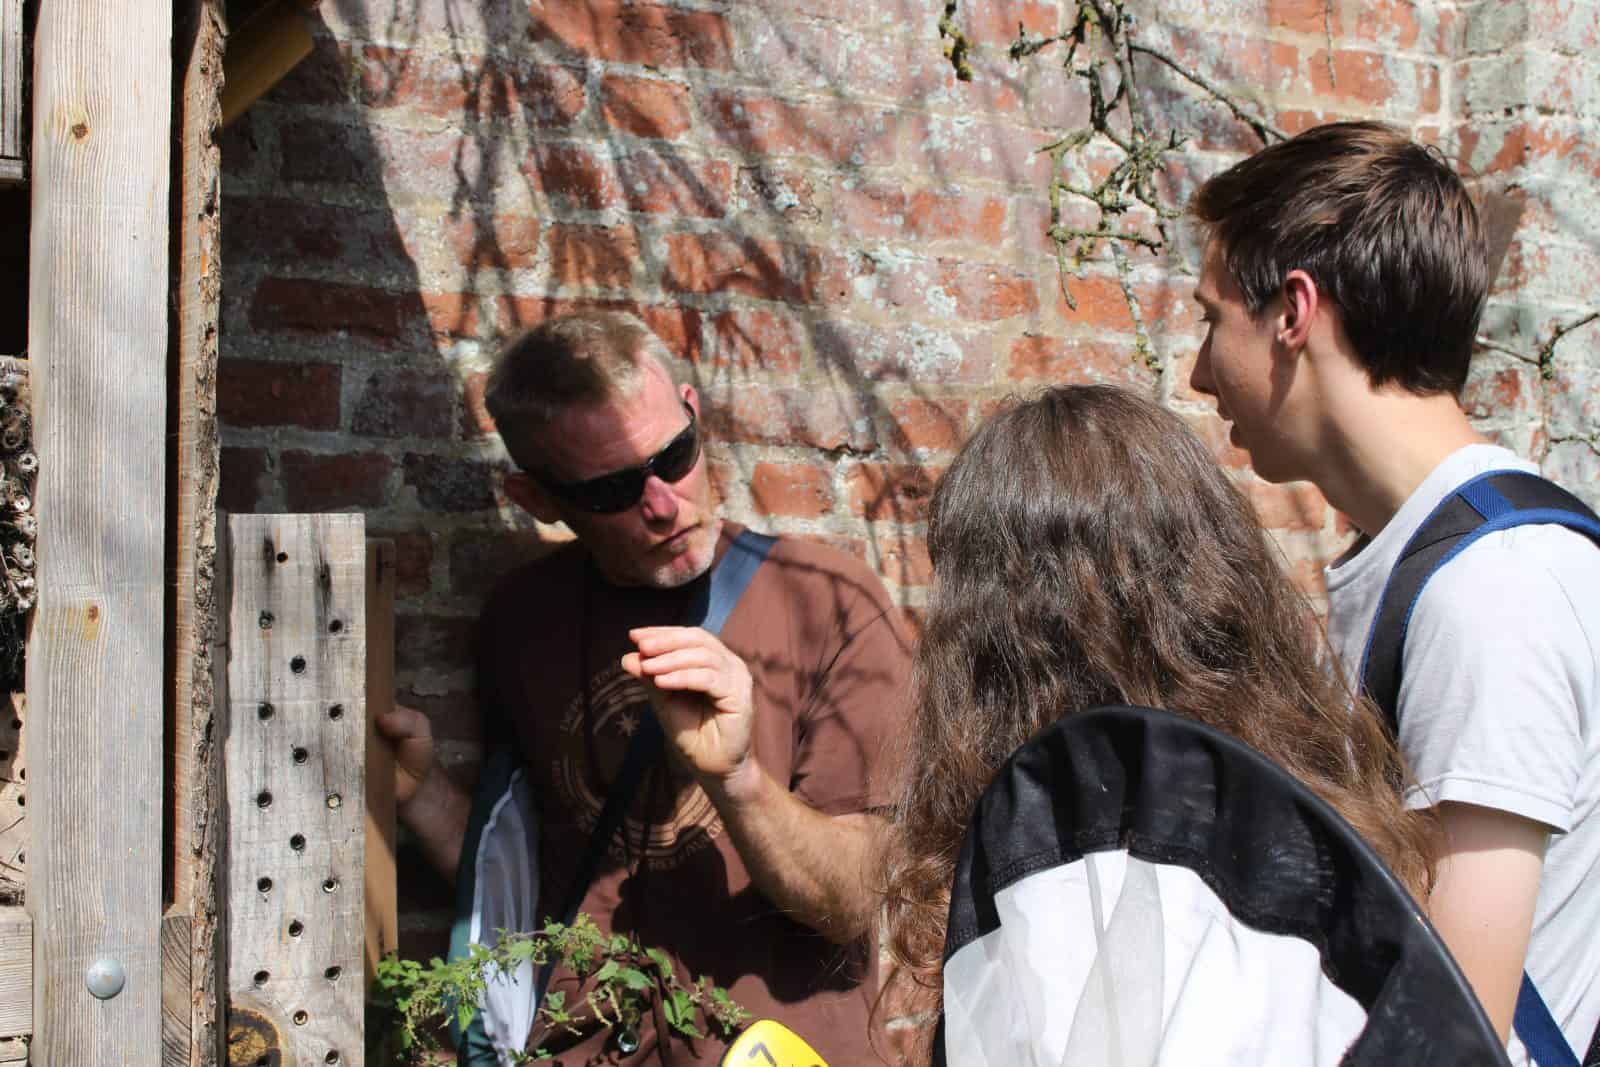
{"left": 1312, "top": 388, "right": 1488, "bottom": 538}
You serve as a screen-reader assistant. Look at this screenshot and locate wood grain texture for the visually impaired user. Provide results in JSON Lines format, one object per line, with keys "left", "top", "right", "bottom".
{"left": 160, "top": 913, "right": 192, "bottom": 1064}
{"left": 1, "top": 0, "right": 22, "bottom": 180}
{"left": 364, "top": 539, "right": 398, "bottom": 989}
{"left": 219, "top": 1, "right": 312, "bottom": 127}
{"left": 0, "top": 694, "right": 24, "bottom": 907}
{"left": 170, "top": 2, "right": 226, "bottom": 1064}
{"left": 223, "top": 514, "right": 366, "bottom": 1067}
{"left": 26, "top": 0, "right": 171, "bottom": 1060}
{"left": 0, "top": 907, "right": 29, "bottom": 1035}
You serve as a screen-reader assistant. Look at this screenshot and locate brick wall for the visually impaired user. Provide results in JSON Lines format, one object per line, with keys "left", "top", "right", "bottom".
{"left": 218, "top": 0, "right": 1600, "bottom": 1014}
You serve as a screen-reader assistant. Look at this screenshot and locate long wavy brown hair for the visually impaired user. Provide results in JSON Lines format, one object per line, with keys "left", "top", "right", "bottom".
{"left": 877, "top": 385, "right": 1435, "bottom": 1061}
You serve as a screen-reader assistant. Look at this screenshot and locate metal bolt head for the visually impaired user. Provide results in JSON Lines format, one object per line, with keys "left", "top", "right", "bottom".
{"left": 86, "top": 957, "right": 126, "bottom": 1000}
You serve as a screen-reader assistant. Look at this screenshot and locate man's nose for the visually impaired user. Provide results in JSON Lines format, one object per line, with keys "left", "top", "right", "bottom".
{"left": 639, "top": 475, "right": 680, "bottom": 524}
{"left": 1189, "top": 342, "right": 1215, "bottom": 398}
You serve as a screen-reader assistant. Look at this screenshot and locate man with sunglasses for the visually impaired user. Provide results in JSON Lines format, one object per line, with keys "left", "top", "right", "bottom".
{"left": 380, "top": 311, "right": 912, "bottom": 1065}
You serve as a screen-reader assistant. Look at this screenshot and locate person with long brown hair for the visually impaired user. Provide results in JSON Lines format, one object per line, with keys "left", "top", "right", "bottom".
{"left": 879, "top": 383, "right": 1437, "bottom": 1064}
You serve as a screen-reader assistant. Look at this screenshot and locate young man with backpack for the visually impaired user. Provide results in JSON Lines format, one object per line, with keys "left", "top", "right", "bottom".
{"left": 1187, "top": 121, "right": 1600, "bottom": 1066}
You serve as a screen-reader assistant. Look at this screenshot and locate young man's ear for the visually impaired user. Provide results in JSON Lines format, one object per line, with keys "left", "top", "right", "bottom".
{"left": 1278, "top": 269, "right": 1321, "bottom": 350}
{"left": 503, "top": 471, "right": 563, "bottom": 525}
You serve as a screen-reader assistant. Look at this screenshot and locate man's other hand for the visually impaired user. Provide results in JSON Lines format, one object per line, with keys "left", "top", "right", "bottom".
{"left": 376, "top": 702, "right": 436, "bottom": 809}
{"left": 621, "top": 626, "right": 757, "bottom": 793}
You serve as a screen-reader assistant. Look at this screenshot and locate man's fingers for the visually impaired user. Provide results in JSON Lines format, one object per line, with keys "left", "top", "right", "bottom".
{"left": 377, "top": 703, "right": 428, "bottom": 741}
{"left": 629, "top": 625, "right": 723, "bottom": 656}
{"left": 649, "top": 667, "right": 725, "bottom": 695}
{"left": 632, "top": 647, "right": 722, "bottom": 678}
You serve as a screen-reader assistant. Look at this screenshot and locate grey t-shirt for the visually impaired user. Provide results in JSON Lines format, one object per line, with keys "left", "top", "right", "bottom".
{"left": 1324, "top": 443, "right": 1600, "bottom": 1063}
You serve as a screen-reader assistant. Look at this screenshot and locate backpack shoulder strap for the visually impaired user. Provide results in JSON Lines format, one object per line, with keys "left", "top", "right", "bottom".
{"left": 1357, "top": 470, "right": 1600, "bottom": 737}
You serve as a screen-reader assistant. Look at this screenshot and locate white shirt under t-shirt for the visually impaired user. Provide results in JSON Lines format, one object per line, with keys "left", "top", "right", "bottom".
{"left": 1324, "top": 443, "right": 1600, "bottom": 1065}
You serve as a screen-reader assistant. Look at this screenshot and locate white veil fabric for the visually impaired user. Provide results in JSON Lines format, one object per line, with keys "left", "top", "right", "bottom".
{"left": 935, "top": 706, "right": 1510, "bottom": 1067}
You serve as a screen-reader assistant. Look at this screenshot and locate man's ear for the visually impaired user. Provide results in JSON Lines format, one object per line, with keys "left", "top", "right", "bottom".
{"left": 1279, "top": 270, "right": 1320, "bottom": 350}
{"left": 503, "top": 471, "right": 563, "bottom": 525}
{"left": 681, "top": 381, "right": 699, "bottom": 418}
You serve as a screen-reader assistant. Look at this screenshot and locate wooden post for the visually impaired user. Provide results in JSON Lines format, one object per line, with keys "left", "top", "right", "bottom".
{"left": 222, "top": 514, "right": 366, "bottom": 1067}
{"left": 167, "top": 1, "right": 227, "bottom": 1064}
{"left": 364, "top": 540, "right": 398, "bottom": 988}
{"left": 1, "top": 0, "right": 23, "bottom": 184}
{"left": 26, "top": 0, "right": 171, "bottom": 1060}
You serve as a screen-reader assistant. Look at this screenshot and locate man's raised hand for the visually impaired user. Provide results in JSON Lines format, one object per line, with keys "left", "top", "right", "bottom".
{"left": 375, "top": 702, "right": 436, "bottom": 810}
{"left": 621, "top": 626, "right": 758, "bottom": 795}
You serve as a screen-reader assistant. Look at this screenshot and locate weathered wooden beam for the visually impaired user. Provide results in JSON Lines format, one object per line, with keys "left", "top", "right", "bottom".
{"left": 1, "top": 0, "right": 23, "bottom": 185}
{"left": 364, "top": 539, "right": 398, "bottom": 988}
{"left": 168, "top": 1, "right": 227, "bottom": 1064}
{"left": 26, "top": 0, "right": 171, "bottom": 1059}
{"left": 219, "top": 0, "right": 320, "bottom": 128}
{"left": 222, "top": 514, "right": 366, "bottom": 1067}
{"left": 0, "top": 907, "right": 30, "bottom": 1036}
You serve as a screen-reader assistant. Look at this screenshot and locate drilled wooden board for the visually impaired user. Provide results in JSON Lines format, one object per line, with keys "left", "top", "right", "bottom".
{"left": 26, "top": 0, "right": 171, "bottom": 1058}
{"left": 223, "top": 514, "right": 365, "bottom": 1067}
{"left": 1, "top": 0, "right": 22, "bottom": 181}
{"left": 0, "top": 906, "right": 28, "bottom": 1036}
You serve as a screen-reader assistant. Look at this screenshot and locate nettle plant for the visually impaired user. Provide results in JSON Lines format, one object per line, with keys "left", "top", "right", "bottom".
{"left": 371, "top": 914, "right": 750, "bottom": 1063}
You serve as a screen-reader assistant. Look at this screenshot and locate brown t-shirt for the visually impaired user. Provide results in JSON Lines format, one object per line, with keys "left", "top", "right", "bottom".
{"left": 475, "top": 524, "right": 912, "bottom": 1066}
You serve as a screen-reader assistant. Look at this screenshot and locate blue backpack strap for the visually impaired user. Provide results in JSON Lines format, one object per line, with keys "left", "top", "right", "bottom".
{"left": 1356, "top": 470, "right": 1600, "bottom": 1067}
{"left": 1357, "top": 470, "right": 1600, "bottom": 738}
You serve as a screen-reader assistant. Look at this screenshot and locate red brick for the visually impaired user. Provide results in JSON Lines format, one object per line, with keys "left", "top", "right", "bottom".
{"left": 812, "top": 320, "right": 998, "bottom": 385}
{"left": 231, "top": 198, "right": 411, "bottom": 277}
{"left": 523, "top": 143, "right": 619, "bottom": 211}
{"left": 402, "top": 454, "right": 500, "bottom": 513}
{"left": 749, "top": 463, "right": 834, "bottom": 518}
{"left": 833, "top": 181, "right": 1007, "bottom": 243}
{"left": 737, "top": 164, "right": 822, "bottom": 222}
{"left": 267, "top": 34, "right": 350, "bottom": 105}
{"left": 547, "top": 223, "right": 641, "bottom": 289}
{"left": 883, "top": 396, "right": 970, "bottom": 453}
{"left": 1006, "top": 335, "right": 1142, "bottom": 385}
{"left": 1308, "top": 50, "right": 1438, "bottom": 112}
{"left": 431, "top": 213, "right": 541, "bottom": 270}
{"left": 1351, "top": 0, "right": 1422, "bottom": 48}
{"left": 662, "top": 233, "right": 838, "bottom": 305}
{"left": 1248, "top": 481, "right": 1329, "bottom": 534}
{"left": 614, "top": 152, "right": 733, "bottom": 218}
{"left": 875, "top": 535, "right": 933, "bottom": 588}
{"left": 281, "top": 451, "right": 394, "bottom": 511}
{"left": 219, "top": 359, "right": 341, "bottom": 430}
{"left": 278, "top": 119, "right": 382, "bottom": 185}
{"left": 960, "top": 0, "right": 1058, "bottom": 42}
{"left": 706, "top": 91, "right": 898, "bottom": 167}
{"left": 1052, "top": 274, "right": 1188, "bottom": 333}
{"left": 368, "top": 528, "right": 436, "bottom": 597}
{"left": 250, "top": 277, "right": 412, "bottom": 343}
{"left": 352, "top": 369, "right": 455, "bottom": 439}
{"left": 904, "top": 114, "right": 1052, "bottom": 186}
{"left": 419, "top": 292, "right": 484, "bottom": 340}
{"left": 462, "top": 372, "right": 496, "bottom": 438}
{"left": 846, "top": 463, "right": 941, "bottom": 522}
{"left": 396, "top": 613, "right": 476, "bottom": 673}
{"left": 358, "top": 48, "right": 586, "bottom": 127}
{"left": 1183, "top": 413, "right": 1252, "bottom": 471}
{"left": 601, "top": 74, "right": 692, "bottom": 139}
{"left": 220, "top": 447, "right": 269, "bottom": 514}
{"left": 1458, "top": 121, "right": 1589, "bottom": 177}
{"left": 530, "top": 1, "right": 733, "bottom": 71}
{"left": 708, "top": 309, "right": 806, "bottom": 374}
{"left": 1462, "top": 365, "right": 1530, "bottom": 420}
{"left": 495, "top": 298, "right": 704, "bottom": 363}
{"left": 1267, "top": 0, "right": 1340, "bottom": 35}
{"left": 938, "top": 261, "right": 1039, "bottom": 322}
{"left": 706, "top": 385, "right": 877, "bottom": 452}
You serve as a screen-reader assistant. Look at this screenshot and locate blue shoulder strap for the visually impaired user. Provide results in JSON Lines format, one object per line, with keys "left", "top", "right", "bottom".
{"left": 1355, "top": 470, "right": 1600, "bottom": 1067}
{"left": 455, "top": 529, "right": 778, "bottom": 1063}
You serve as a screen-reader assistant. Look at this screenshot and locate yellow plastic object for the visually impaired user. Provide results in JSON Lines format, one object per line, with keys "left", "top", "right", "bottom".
{"left": 720, "top": 1019, "right": 830, "bottom": 1067}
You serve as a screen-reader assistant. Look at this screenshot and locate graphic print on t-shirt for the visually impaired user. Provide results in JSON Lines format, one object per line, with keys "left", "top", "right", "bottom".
{"left": 553, "top": 661, "right": 725, "bottom": 869}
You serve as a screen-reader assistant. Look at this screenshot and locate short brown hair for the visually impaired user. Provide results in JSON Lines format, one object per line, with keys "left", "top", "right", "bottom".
{"left": 1190, "top": 121, "right": 1488, "bottom": 396}
{"left": 485, "top": 310, "right": 674, "bottom": 470}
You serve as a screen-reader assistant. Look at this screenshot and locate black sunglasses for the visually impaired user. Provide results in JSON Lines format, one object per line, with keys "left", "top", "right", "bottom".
{"left": 534, "top": 402, "right": 701, "bottom": 514}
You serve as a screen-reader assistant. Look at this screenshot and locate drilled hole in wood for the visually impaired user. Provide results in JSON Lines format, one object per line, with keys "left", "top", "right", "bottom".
{"left": 290, "top": 834, "right": 306, "bottom": 852}
{"left": 258, "top": 611, "right": 274, "bottom": 629}
{"left": 288, "top": 920, "right": 304, "bottom": 937}
{"left": 256, "top": 791, "right": 272, "bottom": 809}
{"left": 325, "top": 1052, "right": 341, "bottom": 1065}
{"left": 327, "top": 704, "right": 344, "bottom": 721}
{"left": 253, "top": 970, "right": 269, "bottom": 987}
{"left": 0, "top": 751, "right": 8, "bottom": 761}
{"left": 15, "top": 796, "right": 21, "bottom": 808}
{"left": 292, "top": 746, "right": 309, "bottom": 764}
{"left": 328, "top": 619, "right": 343, "bottom": 634}
{"left": 324, "top": 965, "right": 342, "bottom": 981}
{"left": 276, "top": 551, "right": 289, "bottom": 563}
{"left": 290, "top": 655, "right": 307, "bottom": 674}
{"left": 293, "top": 1010, "right": 309, "bottom": 1026}
{"left": 322, "top": 876, "right": 339, "bottom": 893}
{"left": 258, "top": 703, "right": 274, "bottom": 721}
{"left": 325, "top": 793, "right": 341, "bottom": 809}
{"left": 255, "top": 1057, "right": 270, "bottom": 1067}
{"left": 9, "top": 719, "right": 18, "bottom": 729}
{"left": 257, "top": 876, "right": 272, "bottom": 893}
